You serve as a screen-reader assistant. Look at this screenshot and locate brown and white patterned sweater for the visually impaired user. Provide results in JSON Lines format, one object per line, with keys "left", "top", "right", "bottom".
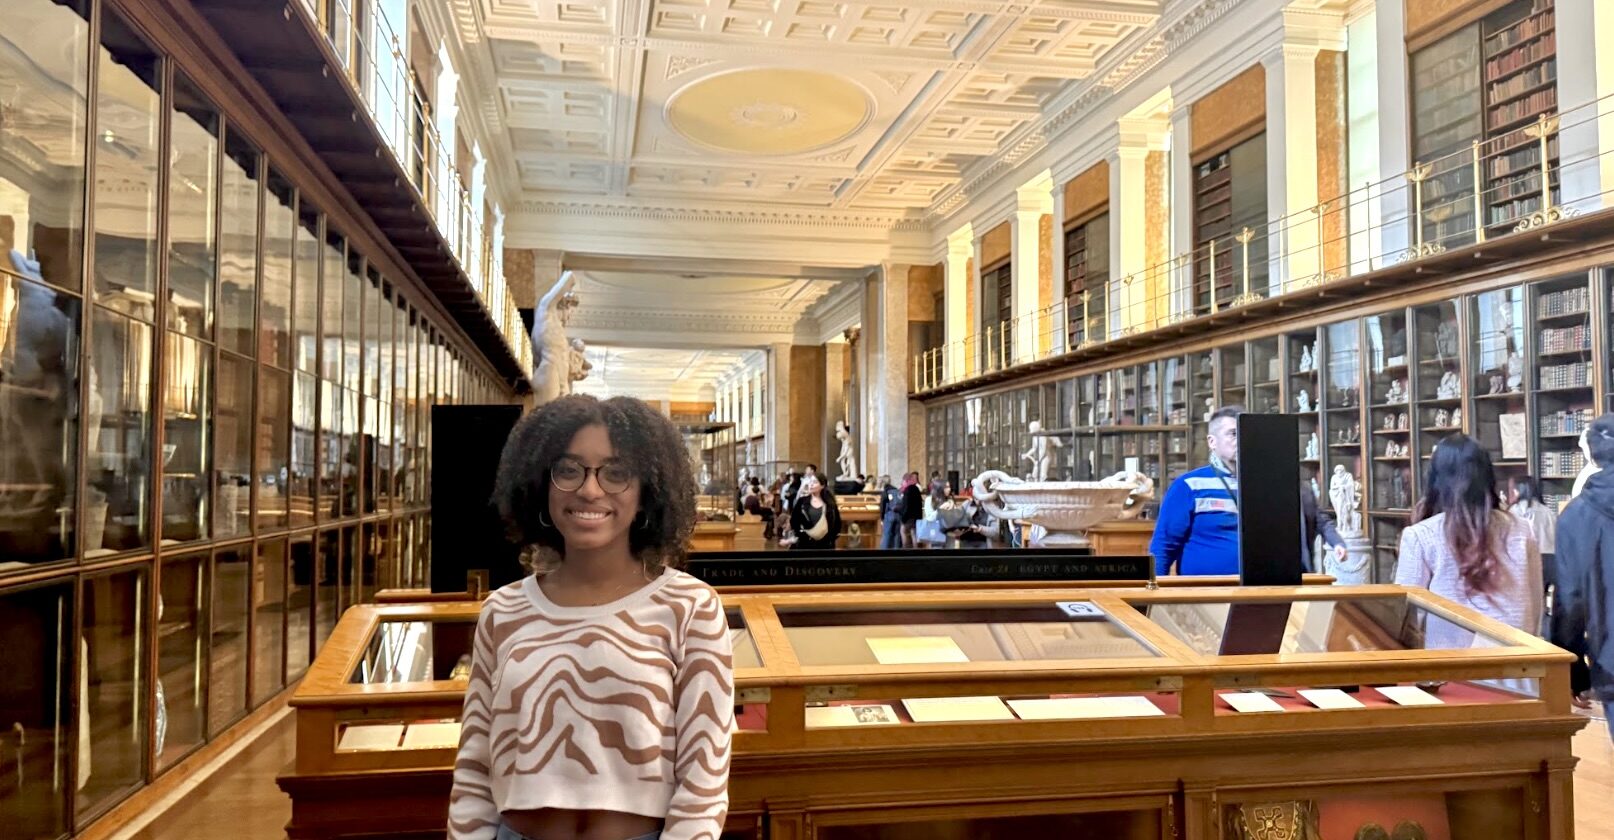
{"left": 448, "top": 568, "right": 734, "bottom": 840}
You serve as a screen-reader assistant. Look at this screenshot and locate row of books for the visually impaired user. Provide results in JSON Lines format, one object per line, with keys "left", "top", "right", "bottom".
{"left": 1540, "top": 323, "right": 1591, "bottom": 354}
{"left": 1541, "top": 408, "right": 1593, "bottom": 436}
{"left": 1539, "top": 360, "right": 1591, "bottom": 390}
{"left": 1488, "top": 88, "right": 1557, "bottom": 131}
{"left": 1484, "top": 10, "right": 1553, "bottom": 58}
{"left": 1487, "top": 63, "right": 1554, "bottom": 105}
{"left": 1541, "top": 449, "right": 1587, "bottom": 476}
{"left": 1485, "top": 32, "right": 1556, "bottom": 78}
{"left": 1538, "top": 285, "right": 1588, "bottom": 317}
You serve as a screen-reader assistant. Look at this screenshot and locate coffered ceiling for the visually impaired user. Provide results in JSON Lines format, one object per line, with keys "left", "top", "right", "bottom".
{"left": 571, "top": 345, "right": 761, "bottom": 400}
{"left": 450, "top": 0, "right": 1161, "bottom": 213}
{"left": 564, "top": 269, "right": 841, "bottom": 347}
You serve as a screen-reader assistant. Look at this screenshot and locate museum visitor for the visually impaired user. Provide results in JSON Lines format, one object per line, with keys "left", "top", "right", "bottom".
{"left": 1149, "top": 406, "right": 1243, "bottom": 575}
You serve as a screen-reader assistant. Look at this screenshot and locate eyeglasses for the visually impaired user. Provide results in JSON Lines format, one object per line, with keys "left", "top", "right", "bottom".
{"left": 550, "top": 457, "right": 636, "bottom": 494}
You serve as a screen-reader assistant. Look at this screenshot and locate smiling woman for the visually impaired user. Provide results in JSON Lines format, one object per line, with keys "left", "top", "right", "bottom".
{"left": 452, "top": 395, "right": 734, "bottom": 840}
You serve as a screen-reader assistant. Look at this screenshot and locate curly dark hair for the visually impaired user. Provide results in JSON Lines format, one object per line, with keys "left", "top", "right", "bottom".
{"left": 492, "top": 395, "right": 695, "bottom": 575}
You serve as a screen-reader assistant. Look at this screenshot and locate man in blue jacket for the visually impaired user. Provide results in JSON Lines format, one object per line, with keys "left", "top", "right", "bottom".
{"left": 1150, "top": 406, "right": 1242, "bottom": 575}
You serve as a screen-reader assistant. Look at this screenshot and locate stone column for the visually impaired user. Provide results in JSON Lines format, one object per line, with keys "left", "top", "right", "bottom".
{"left": 767, "top": 343, "right": 791, "bottom": 462}
{"left": 1169, "top": 105, "right": 1195, "bottom": 319}
{"left": 944, "top": 226, "right": 973, "bottom": 382}
{"left": 1557, "top": 0, "right": 1614, "bottom": 214}
{"left": 1048, "top": 185, "right": 1068, "bottom": 355}
{"left": 869, "top": 262, "right": 911, "bottom": 477}
{"left": 1265, "top": 41, "right": 1323, "bottom": 293}
{"left": 433, "top": 43, "right": 460, "bottom": 227}
{"left": 1111, "top": 113, "right": 1166, "bottom": 335}
{"left": 1375, "top": 0, "right": 1411, "bottom": 261}
{"left": 1012, "top": 173, "right": 1053, "bottom": 364}
{"left": 824, "top": 339, "right": 846, "bottom": 475}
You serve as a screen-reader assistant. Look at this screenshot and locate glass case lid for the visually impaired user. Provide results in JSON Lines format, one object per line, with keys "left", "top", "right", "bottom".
{"left": 1129, "top": 594, "right": 1515, "bottom": 657}
{"left": 773, "top": 602, "right": 1159, "bottom": 667}
{"left": 349, "top": 616, "right": 476, "bottom": 684}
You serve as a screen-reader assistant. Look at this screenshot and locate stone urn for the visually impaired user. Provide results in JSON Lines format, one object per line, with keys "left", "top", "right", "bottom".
{"left": 970, "top": 470, "right": 1155, "bottom": 547}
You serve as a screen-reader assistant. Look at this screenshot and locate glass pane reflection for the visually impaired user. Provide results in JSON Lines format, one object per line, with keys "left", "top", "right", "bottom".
{"left": 253, "top": 539, "right": 287, "bottom": 704}
{"left": 162, "top": 332, "right": 210, "bottom": 543}
{"left": 0, "top": 275, "right": 81, "bottom": 567}
{"left": 315, "top": 528, "right": 341, "bottom": 648}
{"left": 293, "top": 209, "right": 319, "bottom": 374}
{"left": 78, "top": 568, "right": 148, "bottom": 817}
{"left": 86, "top": 306, "right": 154, "bottom": 555}
{"left": 209, "top": 547, "right": 250, "bottom": 736}
{"left": 255, "top": 367, "right": 290, "bottom": 530}
{"left": 288, "top": 537, "right": 313, "bottom": 678}
{"left": 0, "top": 0, "right": 91, "bottom": 296}
{"left": 290, "top": 372, "right": 316, "bottom": 528}
{"left": 214, "top": 353, "right": 252, "bottom": 538}
{"left": 0, "top": 580, "right": 74, "bottom": 837}
{"left": 167, "top": 74, "right": 218, "bottom": 339}
{"left": 776, "top": 605, "right": 1156, "bottom": 667}
{"left": 91, "top": 9, "right": 161, "bottom": 305}
{"left": 1135, "top": 596, "right": 1514, "bottom": 656}
{"left": 218, "top": 132, "right": 259, "bottom": 357}
{"left": 348, "top": 619, "right": 475, "bottom": 684}
{"left": 157, "top": 553, "right": 206, "bottom": 770}
{"left": 260, "top": 173, "right": 294, "bottom": 369}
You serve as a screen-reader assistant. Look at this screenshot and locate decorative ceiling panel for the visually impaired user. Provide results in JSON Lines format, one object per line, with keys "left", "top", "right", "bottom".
{"left": 458, "top": 0, "right": 1161, "bottom": 211}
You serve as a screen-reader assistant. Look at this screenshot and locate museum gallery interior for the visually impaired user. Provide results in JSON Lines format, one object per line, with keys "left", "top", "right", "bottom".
{"left": 4, "top": 0, "right": 1614, "bottom": 838}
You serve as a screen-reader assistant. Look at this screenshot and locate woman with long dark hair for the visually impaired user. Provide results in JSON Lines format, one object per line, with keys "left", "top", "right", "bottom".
{"left": 1395, "top": 434, "right": 1542, "bottom": 644}
{"left": 786, "top": 472, "right": 841, "bottom": 550}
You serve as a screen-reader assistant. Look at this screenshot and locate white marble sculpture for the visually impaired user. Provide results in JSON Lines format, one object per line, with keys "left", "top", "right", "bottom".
{"left": 835, "top": 420, "right": 857, "bottom": 480}
{"left": 1299, "top": 344, "right": 1314, "bottom": 373}
{"left": 1451, "top": 407, "right": 1462, "bottom": 429}
{"left": 531, "top": 271, "right": 580, "bottom": 405}
{"left": 1385, "top": 378, "right": 1407, "bottom": 404}
{"left": 1296, "top": 389, "right": 1311, "bottom": 412}
{"left": 1435, "top": 408, "right": 1450, "bottom": 428}
{"left": 1328, "top": 465, "right": 1363, "bottom": 537}
{"left": 1437, "top": 370, "right": 1461, "bottom": 400}
{"left": 566, "top": 338, "right": 592, "bottom": 392}
{"left": 1305, "top": 432, "right": 1319, "bottom": 461}
{"left": 1021, "top": 420, "right": 1064, "bottom": 482}
{"left": 1506, "top": 351, "right": 1524, "bottom": 392}
{"left": 1573, "top": 427, "right": 1602, "bottom": 499}
{"left": 971, "top": 469, "right": 1154, "bottom": 547}
{"left": 1203, "top": 397, "right": 1215, "bottom": 422}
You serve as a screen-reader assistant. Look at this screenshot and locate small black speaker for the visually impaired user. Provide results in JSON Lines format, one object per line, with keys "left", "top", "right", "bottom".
{"left": 431, "top": 404, "right": 524, "bottom": 594}
{"left": 1236, "top": 413, "right": 1304, "bottom": 586}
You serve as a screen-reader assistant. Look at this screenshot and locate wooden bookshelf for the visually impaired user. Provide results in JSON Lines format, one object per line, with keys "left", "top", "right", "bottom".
{"left": 1063, "top": 213, "right": 1108, "bottom": 346}
{"left": 1481, "top": 0, "right": 1559, "bottom": 232}
{"left": 1192, "top": 154, "right": 1234, "bottom": 315}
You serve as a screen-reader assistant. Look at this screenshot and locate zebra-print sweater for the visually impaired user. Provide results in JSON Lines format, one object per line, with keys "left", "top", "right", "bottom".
{"left": 448, "top": 569, "right": 734, "bottom": 840}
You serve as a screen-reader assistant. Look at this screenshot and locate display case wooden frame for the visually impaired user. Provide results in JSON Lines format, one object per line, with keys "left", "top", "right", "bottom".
{"left": 280, "top": 584, "right": 1582, "bottom": 840}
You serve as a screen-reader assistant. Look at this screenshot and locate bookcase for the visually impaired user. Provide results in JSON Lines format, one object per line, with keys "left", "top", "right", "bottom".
{"left": 1533, "top": 274, "right": 1591, "bottom": 508}
{"left": 1191, "top": 135, "right": 1267, "bottom": 315}
{"left": 1064, "top": 213, "right": 1109, "bottom": 347}
{"left": 1409, "top": 0, "right": 1559, "bottom": 246}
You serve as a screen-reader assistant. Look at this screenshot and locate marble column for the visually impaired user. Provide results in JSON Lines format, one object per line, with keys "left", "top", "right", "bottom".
{"left": 944, "top": 226, "right": 973, "bottom": 382}
{"left": 1265, "top": 41, "right": 1323, "bottom": 293}
{"left": 1169, "top": 105, "right": 1195, "bottom": 319}
{"left": 1557, "top": 0, "right": 1614, "bottom": 214}
{"left": 1012, "top": 173, "right": 1053, "bottom": 364}
{"left": 1048, "top": 185, "right": 1068, "bottom": 355}
{"left": 1110, "top": 116, "right": 1165, "bottom": 336}
{"left": 873, "top": 262, "right": 911, "bottom": 477}
{"left": 1375, "top": 0, "right": 1411, "bottom": 261}
{"left": 824, "top": 340, "right": 846, "bottom": 475}
{"left": 767, "top": 343, "right": 791, "bottom": 462}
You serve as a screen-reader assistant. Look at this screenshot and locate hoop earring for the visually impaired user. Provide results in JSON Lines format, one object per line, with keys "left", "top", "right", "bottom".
{"left": 538, "top": 510, "right": 554, "bottom": 529}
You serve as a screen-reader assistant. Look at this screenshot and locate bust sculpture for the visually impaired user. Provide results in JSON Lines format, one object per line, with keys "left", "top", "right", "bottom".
{"left": 1304, "top": 432, "right": 1319, "bottom": 461}
{"left": 1299, "top": 344, "right": 1315, "bottom": 372}
{"left": 1022, "top": 420, "right": 1064, "bottom": 482}
{"left": 1437, "top": 370, "right": 1461, "bottom": 400}
{"left": 1296, "top": 389, "right": 1311, "bottom": 412}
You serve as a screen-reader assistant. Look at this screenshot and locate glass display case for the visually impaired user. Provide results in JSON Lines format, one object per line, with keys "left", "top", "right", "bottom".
{"left": 1286, "top": 329, "right": 1321, "bottom": 491}
{"left": 281, "top": 585, "right": 1581, "bottom": 840}
{"left": 1534, "top": 274, "right": 1594, "bottom": 508}
{"left": 1464, "top": 290, "right": 1524, "bottom": 493}
{"left": 1248, "top": 335, "right": 1281, "bottom": 414}
{"left": 1415, "top": 299, "right": 1465, "bottom": 466}
{"left": 1217, "top": 344, "right": 1247, "bottom": 410}
{"left": 1188, "top": 349, "right": 1215, "bottom": 465}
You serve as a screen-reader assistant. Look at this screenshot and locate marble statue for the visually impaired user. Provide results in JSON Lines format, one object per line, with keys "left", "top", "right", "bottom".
{"left": 1437, "top": 370, "right": 1461, "bottom": 400}
{"left": 1489, "top": 373, "right": 1505, "bottom": 395}
{"left": 1304, "top": 432, "right": 1318, "bottom": 461}
{"left": 1299, "top": 344, "right": 1314, "bottom": 373}
{"left": 566, "top": 338, "right": 591, "bottom": 392}
{"left": 1435, "top": 408, "right": 1450, "bottom": 428}
{"left": 1203, "top": 397, "right": 1215, "bottom": 422}
{"left": 1436, "top": 320, "right": 1459, "bottom": 358}
{"left": 1383, "top": 414, "right": 1396, "bottom": 431}
{"left": 835, "top": 420, "right": 857, "bottom": 480}
{"left": 1296, "top": 389, "right": 1311, "bottom": 412}
{"left": 1451, "top": 407, "right": 1462, "bottom": 429}
{"left": 1398, "top": 412, "right": 1408, "bottom": 431}
{"left": 1385, "top": 378, "right": 1407, "bottom": 404}
{"left": 1328, "top": 465, "right": 1363, "bottom": 537}
{"left": 531, "top": 270, "right": 580, "bottom": 405}
{"left": 1022, "top": 420, "right": 1064, "bottom": 482}
{"left": 1506, "top": 351, "right": 1524, "bottom": 392}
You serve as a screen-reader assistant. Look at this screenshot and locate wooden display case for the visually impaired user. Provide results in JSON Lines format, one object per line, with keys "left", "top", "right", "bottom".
{"left": 280, "top": 585, "right": 1583, "bottom": 840}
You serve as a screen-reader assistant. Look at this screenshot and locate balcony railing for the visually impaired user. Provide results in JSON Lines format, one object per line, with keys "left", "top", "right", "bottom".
{"left": 913, "top": 91, "right": 1614, "bottom": 395}
{"left": 296, "top": 0, "right": 530, "bottom": 376}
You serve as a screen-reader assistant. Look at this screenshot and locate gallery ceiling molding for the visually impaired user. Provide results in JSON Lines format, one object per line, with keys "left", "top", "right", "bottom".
{"left": 564, "top": 269, "right": 841, "bottom": 351}
{"left": 443, "top": 0, "right": 1163, "bottom": 227}
{"left": 572, "top": 345, "right": 761, "bottom": 400}
{"left": 926, "top": 0, "right": 1262, "bottom": 227}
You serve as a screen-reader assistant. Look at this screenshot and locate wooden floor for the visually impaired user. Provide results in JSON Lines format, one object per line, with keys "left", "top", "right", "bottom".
{"left": 116, "top": 707, "right": 1614, "bottom": 839}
